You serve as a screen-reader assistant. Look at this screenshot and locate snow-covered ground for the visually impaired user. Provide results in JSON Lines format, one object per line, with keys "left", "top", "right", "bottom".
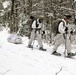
{"left": 0, "top": 29, "right": 76, "bottom": 75}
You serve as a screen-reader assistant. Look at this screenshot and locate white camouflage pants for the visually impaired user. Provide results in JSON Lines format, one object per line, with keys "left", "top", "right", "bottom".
{"left": 28, "top": 29, "right": 43, "bottom": 47}
{"left": 52, "top": 34, "right": 71, "bottom": 53}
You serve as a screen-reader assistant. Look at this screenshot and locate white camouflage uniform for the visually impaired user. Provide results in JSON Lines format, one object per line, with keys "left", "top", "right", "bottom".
{"left": 28, "top": 19, "right": 44, "bottom": 48}
{"left": 52, "top": 19, "right": 72, "bottom": 54}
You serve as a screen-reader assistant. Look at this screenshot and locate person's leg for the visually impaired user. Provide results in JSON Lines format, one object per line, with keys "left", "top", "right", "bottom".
{"left": 37, "top": 31, "right": 46, "bottom": 51}
{"left": 28, "top": 30, "right": 36, "bottom": 47}
{"left": 52, "top": 34, "right": 64, "bottom": 55}
{"left": 63, "top": 34, "right": 75, "bottom": 57}
{"left": 37, "top": 31, "right": 43, "bottom": 47}
{"left": 66, "top": 37, "right": 71, "bottom": 53}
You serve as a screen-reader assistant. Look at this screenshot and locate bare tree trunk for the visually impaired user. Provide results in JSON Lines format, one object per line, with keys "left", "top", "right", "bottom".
{"left": 27, "top": 0, "right": 32, "bottom": 15}
{"left": 9, "top": 0, "right": 20, "bottom": 33}
{"left": 11, "top": 0, "right": 14, "bottom": 16}
{"left": 9, "top": 0, "right": 15, "bottom": 33}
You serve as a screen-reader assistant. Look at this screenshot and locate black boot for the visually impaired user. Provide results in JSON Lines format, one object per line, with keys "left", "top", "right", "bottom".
{"left": 39, "top": 47, "right": 46, "bottom": 51}
{"left": 28, "top": 45, "right": 33, "bottom": 48}
{"left": 67, "top": 52, "right": 76, "bottom": 57}
{"left": 52, "top": 51, "right": 61, "bottom": 56}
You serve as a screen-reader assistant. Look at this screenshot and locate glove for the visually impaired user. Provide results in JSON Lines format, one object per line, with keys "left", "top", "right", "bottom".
{"left": 36, "top": 24, "right": 39, "bottom": 27}
{"left": 42, "top": 31, "right": 45, "bottom": 34}
{"left": 42, "top": 31, "right": 45, "bottom": 35}
{"left": 70, "top": 30, "right": 73, "bottom": 34}
{"left": 65, "top": 27, "right": 68, "bottom": 34}
{"left": 65, "top": 27, "right": 68, "bottom": 31}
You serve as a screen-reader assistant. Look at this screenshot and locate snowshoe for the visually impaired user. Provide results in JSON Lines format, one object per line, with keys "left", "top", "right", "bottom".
{"left": 66, "top": 52, "right": 76, "bottom": 58}
{"left": 39, "top": 47, "right": 46, "bottom": 51}
{"left": 52, "top": 51, "right": 61, "bottom": 56}
{"left": 28, "top": 45, "right": 33, "bottom": 48}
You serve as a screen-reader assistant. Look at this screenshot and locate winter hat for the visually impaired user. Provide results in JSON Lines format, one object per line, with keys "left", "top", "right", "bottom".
{"left": 39, "top": 15, "right": 44, "bottom": 20}
{"left": 30, "top": 16, "right": 34, "bottom": 19}
{"left": 64, "top": 14, "right": 72, "bottom": 19}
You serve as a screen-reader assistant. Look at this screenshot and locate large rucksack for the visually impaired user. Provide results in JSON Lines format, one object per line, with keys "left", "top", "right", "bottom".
{"left": 51, "top": 19, "right": 65, "bottom": 35}
{"left": 7, "top": 34, "right": 22, "bottom": 44}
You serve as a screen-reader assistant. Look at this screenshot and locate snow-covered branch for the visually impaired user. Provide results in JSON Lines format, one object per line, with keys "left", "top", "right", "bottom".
{"left": 1, "top": 69, "right": 11, "bottom": 75}
{"left": 55, "top": 67, "right": 63, "bottom": 75}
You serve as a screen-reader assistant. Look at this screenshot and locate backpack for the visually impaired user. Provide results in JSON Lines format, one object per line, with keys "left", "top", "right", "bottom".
{"left": 51, "top": 19, "right": 65, "bottom": 35}
{"left": 7, "top": 34, "right": 22, "bottom": 44}
{"left": 32, "top": 19, "right": 39, "bottom": 29}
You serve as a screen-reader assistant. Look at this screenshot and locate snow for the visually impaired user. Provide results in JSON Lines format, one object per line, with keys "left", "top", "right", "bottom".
{"left": 0, "top": 29, "right": 76, "bottom": 75}
{"left": 2, "top": 1, "right": 10, "bottom": 9}
{"left": 74, "top": 0, "right": 76, "bottom": 2}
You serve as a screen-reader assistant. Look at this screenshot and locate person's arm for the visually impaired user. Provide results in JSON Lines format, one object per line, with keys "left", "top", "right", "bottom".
{"left": 58, "top": 22, "right": 66, "bottom": 34}
{"left": 32, "top": 21, "right": 36, "bottom": 29}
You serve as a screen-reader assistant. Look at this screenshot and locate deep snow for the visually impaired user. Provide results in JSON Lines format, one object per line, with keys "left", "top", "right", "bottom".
{"left": 0, "top": 29, "right": 76, "bottom": 75}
